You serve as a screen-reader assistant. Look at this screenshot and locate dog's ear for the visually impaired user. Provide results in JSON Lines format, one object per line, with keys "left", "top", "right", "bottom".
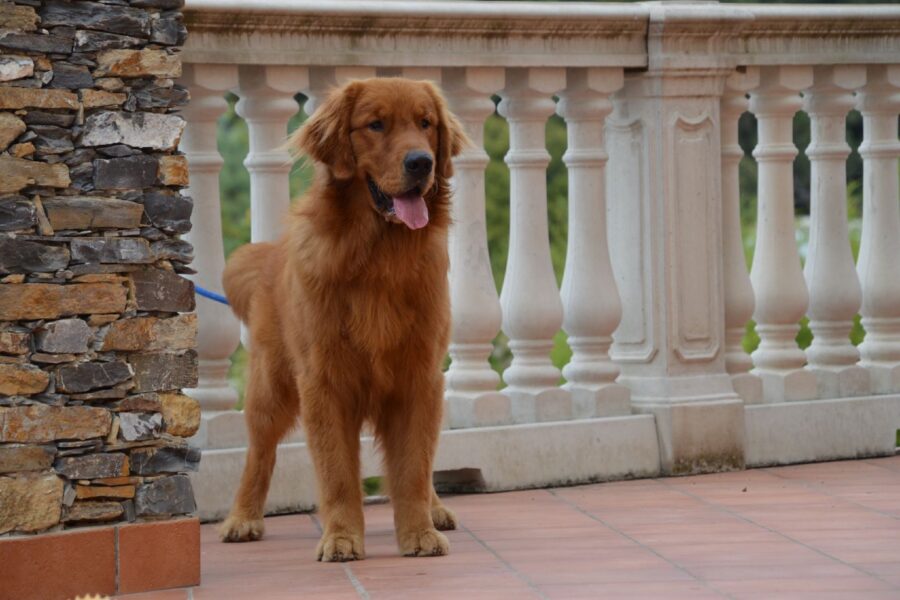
{"left": 289, "top": 81, "right": 361, "bottom": 180}
{"left": 424, "top": 82, "right": 469, "bottom": 180}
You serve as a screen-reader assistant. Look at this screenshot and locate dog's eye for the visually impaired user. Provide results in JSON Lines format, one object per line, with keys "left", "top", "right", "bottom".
{"left": 368, "top": 120, "right": 384, "bottom": 132}
{"left": 421, "top": 118, "right": 431, "bottom": 129}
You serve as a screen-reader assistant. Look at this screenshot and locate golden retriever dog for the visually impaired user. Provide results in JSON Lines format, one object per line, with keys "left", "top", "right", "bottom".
{"left": 218, "top": 78, "right": 467, "bottom": 562}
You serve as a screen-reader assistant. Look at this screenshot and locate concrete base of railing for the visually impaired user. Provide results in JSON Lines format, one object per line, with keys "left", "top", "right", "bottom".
{"left": 745, "top": 394, "right": 900, "bottom": 467}
{"left": 190, "top": 395, "right": 900, "bottom": 521}
{"left": 190, "top": 415, "right": 661, "bottom": 521}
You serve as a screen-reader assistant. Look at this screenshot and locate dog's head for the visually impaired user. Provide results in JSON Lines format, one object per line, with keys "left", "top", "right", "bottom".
{"left": 292, "top": 77, "right": 467, "bottom": 230}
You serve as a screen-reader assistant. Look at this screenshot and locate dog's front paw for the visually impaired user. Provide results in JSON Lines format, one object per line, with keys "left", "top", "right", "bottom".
{"left": 316, "top": 531, "right": 365, "bottom": 562}
{"left": 398, "top": 527, "right": 449, "bottom": 557}
{"left": 219, "top": 516, "right": 265, "bottom": 543}
{"left": 431, "top": 504, "right": 457, "bottom": 531}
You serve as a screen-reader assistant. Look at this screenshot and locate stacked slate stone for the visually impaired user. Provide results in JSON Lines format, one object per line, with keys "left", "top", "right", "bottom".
{"left": 0, "top": 0, "right": 201, "bottom": 535}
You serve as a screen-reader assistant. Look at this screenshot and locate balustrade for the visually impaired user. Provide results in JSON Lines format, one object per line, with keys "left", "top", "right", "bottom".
{"left": 179, "top": 0, "right": 900, "bottom": 517}
{"left": 856, "top": 65, "right": 900, "bottom": 393}
{"left": 558, "top": 67, "right": 630, "bottom": 418}
{"left": 498, "top": 68, "right": 571, "bottom": 424}
{"left": 721, "top": 68, "right": 763, "bottom": 405}
{"left": 181, "top": 63, "right": 241, "bottom": 413}
{"left": 748, "top": 66, "right": 818, "bottom": 402}
{"left": 234, "top": 66, "right": 306, "bottom": 243}
{"left": 443, "top": 68, "right": 509, "bottom": 428}
{"left": 803, "top": 66, "right": 869, "bottom": 397}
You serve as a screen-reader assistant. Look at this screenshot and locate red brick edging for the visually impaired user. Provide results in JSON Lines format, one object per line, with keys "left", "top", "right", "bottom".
{"left": 0, "top": 517, "right": 199, "bottom": 600}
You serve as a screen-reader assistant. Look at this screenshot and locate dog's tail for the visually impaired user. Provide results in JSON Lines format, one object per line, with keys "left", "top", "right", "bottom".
{"left": 222, "top": 243, "right": 271, "bottom": 324}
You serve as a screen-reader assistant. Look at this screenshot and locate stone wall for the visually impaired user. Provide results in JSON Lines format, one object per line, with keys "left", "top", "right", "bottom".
{"left": 0, "top": 0, "right": 200, "bottom": 536}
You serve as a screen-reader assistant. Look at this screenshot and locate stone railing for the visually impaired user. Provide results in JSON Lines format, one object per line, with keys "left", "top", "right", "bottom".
{"left": 180, "top": 0, "right": 900, "bottom": 520}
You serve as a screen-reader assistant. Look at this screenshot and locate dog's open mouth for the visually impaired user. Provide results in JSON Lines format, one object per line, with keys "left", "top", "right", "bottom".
{"left": 367, "top": 176, "right": 429, "bottom": 230}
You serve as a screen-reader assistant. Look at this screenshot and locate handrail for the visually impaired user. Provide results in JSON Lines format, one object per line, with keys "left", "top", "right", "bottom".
{"left": 181, "top": 0, "right": 648, "bottom": 67}
{"left": 182, "top": 1, "right": 900, "bottom": 69}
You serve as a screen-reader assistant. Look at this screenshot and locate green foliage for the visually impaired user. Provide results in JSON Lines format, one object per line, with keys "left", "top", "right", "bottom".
{"left": 218, "top": 95, "right": 251, "bottom": 257}
{"left": 363, "top": 476, "right": 382, "bottom": 496}
{"left": 483, "top": 112, "right": 510, "bottom": 289}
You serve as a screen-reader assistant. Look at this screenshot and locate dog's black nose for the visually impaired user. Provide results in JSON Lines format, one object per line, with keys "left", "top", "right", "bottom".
{"left": 404, "top": 151, "right": 433, "bottom": 177}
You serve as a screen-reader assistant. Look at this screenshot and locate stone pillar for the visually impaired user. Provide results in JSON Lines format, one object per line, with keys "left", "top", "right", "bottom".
{"left": 748, "top": 65, "right": 818, "bottom": 402}
{"left": 497, "top": 67, "right": 571, "bottom": 424}
{"left": 720, "top": 68, "right": 764, "bottom": 405}
{"left": 803, "top": 65, "right": 870, "bottom": 398}
{"left": 557, "top": 67, "right": 631, "bottom": 418}
{"left": 443, "top": 67, "right": 510, "bottom": 428}
{"left": 606, "top": 3, "right": 747, "bottom": 474}
{"left": 180, "top": 64, "right": 241, "bottom": 413}
{"left": 856, "top": 65, "right": 900, "bottom": 393}
{"left": 0, "top": 1, "right": 199, "bottom": 596}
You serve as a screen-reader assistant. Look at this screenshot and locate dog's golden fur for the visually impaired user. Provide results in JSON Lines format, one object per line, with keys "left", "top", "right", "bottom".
{"left": 218, "top": 78, "right": 467, "bottom": 561}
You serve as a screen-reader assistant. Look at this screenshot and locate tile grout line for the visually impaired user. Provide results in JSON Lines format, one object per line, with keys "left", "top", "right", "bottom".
{"left": 764, "top": 467, "right": 900, "bottom": 522}
{"left": 457, "top": 521, "right": 550, "bottom": 600}
{"left": 546, "top": 488, "right": 736, "bottom": 600}
{"left": 309, "top": 514, "right": 371, "bottom": 600}
{"left": 656, "top": 477, "right": 900, "bottom": 591}
{"left": 341, "top": 564, "right": 371, "bottom": 600}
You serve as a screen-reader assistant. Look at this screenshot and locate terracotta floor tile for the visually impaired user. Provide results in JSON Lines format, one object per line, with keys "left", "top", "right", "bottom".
{"left": 367, "top": 587, "right": 540, "bottom": 600}
{"left": 482, "top": 533, "right": 637, "bottom": 553}
{"left": 727, "top": 591, "right": 898, "bottom": 600}
{"left": 652, "top": 541, "right": 834, "bottom": 567}
{"left": 690, "top": 562, "right": 869, "bottom": 581}
{"left": 118, "top": 457, "right": 900, "bottom": 599}
{"left": 713, "top": 575, "right": 896, "bottom": 595}
{"left": 619, "top": 522, "right": 781, "bottom": 546}
{"left": 502, "top": 554, "right": 694, "bottom": 585}
{"left": 540, "top": 581, "right": 726, "bottom": 599}
{"left": 849, "top": 561, "right": 900, "bottom": 587}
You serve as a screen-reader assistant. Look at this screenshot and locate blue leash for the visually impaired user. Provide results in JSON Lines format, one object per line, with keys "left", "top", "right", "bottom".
{"left": 195, "top": 284, "right": 230, "bottom": 306}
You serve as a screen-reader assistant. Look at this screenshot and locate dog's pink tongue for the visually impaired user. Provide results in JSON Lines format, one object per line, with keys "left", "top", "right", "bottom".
{"left": 392, "top": 193, "right": 429, "bottom": 230}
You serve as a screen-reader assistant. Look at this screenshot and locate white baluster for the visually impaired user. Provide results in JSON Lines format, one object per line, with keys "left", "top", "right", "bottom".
{"left": 498, "top": 67, "right": 571, "bottom": 423}
{"left": 234, "top": 66, "right": 308, "bottom": 243}
{"left": 721, "top": 68, "right": 763, "bottom": 405}
{"left": 443, "top": 68, "right": 510, "bottom": 428}
{"left": 749, "top": 66, "right": 818, "bottom": 402}
{"left": 180, "top": 64, "right": 241, "bottom": 414}
{"left": 857, "top": 65, "right": 900, "bottom": 393}
{"left": 556, "top": 67, "right": 630, "bottom": 418}
{"left": 803, "top": 65, "right": 870, "bottom": 398}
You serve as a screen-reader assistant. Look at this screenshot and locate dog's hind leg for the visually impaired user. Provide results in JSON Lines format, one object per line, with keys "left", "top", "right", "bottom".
{"left": 219, "top": 352, "right": 298, "bottom": 543}
{"left": 430, "top": 487, "right": 457, "bottom": 531}
{"left": 374, "top": 480, "right": 455, "bottom": 532}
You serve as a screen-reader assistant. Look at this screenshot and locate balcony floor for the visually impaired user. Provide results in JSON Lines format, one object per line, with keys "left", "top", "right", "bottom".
{"left": 122, "top": 456, "right": 900, "bottom": 599}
